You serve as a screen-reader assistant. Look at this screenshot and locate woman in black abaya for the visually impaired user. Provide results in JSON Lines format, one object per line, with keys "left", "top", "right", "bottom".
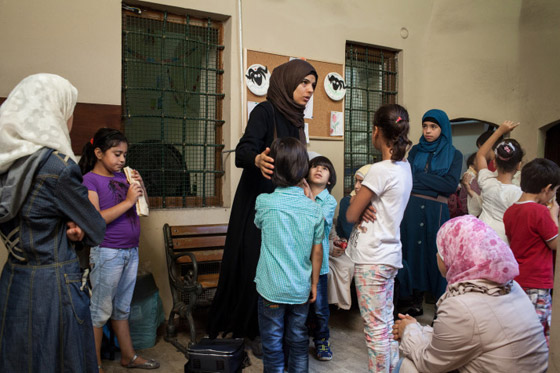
{"left": 208, "top": 59, "right": 317, "bottom": 353}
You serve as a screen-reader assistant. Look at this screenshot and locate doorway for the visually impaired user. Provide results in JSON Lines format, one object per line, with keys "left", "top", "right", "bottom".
{"left": 544, "top": 121, "right": 560, "bottom": 202}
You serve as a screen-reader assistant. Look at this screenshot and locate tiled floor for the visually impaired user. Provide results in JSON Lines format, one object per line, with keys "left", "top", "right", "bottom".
{"left": 101, "top": 301, "right": 435, "bottom": 372}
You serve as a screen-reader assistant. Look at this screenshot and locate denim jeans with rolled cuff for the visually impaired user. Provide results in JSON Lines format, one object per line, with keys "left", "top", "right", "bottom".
{"left": 258, "top": 296, "right": 309, "bottom": 373}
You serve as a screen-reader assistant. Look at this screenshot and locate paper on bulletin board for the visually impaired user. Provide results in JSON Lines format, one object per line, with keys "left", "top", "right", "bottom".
{"left": 247, "top": 101, "right": 259, "bottom": 119}
{"left": 305, "top": 123, "right": 309, "bottom": 143}
{"left": 330, "top": 111, "right": 344, "bottom": 136}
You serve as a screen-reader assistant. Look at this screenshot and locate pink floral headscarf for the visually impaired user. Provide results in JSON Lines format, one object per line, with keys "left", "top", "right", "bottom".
{"left": 436, "top": 215, "right": 519, "bottom": 285}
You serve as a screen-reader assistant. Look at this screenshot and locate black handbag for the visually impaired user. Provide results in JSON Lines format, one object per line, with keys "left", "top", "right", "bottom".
{"left": 185, "top": 338, "right": 250, "bottom": 373}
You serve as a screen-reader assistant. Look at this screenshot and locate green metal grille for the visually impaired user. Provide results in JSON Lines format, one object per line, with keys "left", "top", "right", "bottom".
{"left": 344, "top": 43, "right": 398, "bottom": 194}
{"left": 122, "top": 8, "right": 225, "bottom": 208}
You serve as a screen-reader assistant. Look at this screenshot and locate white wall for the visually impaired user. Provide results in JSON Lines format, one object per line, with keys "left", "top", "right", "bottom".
{"left": 2, "top": 2, "right": 560, "bottom": 365}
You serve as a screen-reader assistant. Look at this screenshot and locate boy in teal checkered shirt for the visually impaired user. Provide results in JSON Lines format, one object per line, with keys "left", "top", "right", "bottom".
{"left": 254, "top": 137, "right": 324, "bottom": 372}
{"left": 305, "top": 155, "right": 337, "bottom": 361}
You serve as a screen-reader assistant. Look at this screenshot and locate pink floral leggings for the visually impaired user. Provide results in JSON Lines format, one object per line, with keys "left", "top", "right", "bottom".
{"left": 354, "top": 264, "right": 399, "bottom": 372}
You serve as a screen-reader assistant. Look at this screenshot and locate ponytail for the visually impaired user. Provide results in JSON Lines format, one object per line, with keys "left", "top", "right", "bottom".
{"left": 391, "top": 125, "right": 412, "bottom": 161}
{"left": 78, "top": 141, "right": 97, "bottom": 175}
{"left": 494, "top": 138, "right": 524, "bottom": 173}
{"left": 373, "top": 104, "right": 412, "bottom": 161}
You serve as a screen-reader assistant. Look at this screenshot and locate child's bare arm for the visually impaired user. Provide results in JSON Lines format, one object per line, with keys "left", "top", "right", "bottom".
{"left": 547, "top": 237, "right": 558, "bottom": 251}
{"left": 309, "top": 243, "right": 323, "bottom": 303}
{"left": 346, "top": 186, "right": 375, "bottom": 223}
{"left": 131, "top": 169, "right": 149, "bottom": 200}
{"left": 475, "top": 120, "right": 518, "bottom": 171}
{"left": 546, "top": 200, "right": 559, "bottom": 250}
{"left": 87, "top": 185, "right": 141, "bottom": 224}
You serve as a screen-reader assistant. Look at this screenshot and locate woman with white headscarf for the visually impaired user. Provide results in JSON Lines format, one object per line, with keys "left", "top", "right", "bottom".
{"left": 0, "top": 74, "right": 105, "bottom": 372}
{"left": 392, "top": 215, "right": 548, "bottom": 373}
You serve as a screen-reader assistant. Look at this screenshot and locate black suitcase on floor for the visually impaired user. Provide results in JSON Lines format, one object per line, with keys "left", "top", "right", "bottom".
{"left": 185, "top": 338, "right": 250, "bottom": 373}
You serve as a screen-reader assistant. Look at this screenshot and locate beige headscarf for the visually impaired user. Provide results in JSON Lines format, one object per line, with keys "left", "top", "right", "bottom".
{"left": 0, "top": 74, "right": 78, "bottom": 173}
{"left": 350, "top": 164, "right": 372, "bottom": 196}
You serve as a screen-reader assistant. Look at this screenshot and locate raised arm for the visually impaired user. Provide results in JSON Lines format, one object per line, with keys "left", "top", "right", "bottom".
{"left": 475, "top": 121, "right": 518, "bottom": 171}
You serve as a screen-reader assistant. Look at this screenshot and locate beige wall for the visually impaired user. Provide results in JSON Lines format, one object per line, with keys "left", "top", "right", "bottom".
{"left": 1, "top": 1, "right": 560, "bottom": 367}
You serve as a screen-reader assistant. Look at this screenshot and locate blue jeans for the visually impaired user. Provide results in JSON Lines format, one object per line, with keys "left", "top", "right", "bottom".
{"left": 307, "top": 274, "right": 330, "bottom": 342}
{"left": 89, "top": 246, "right": 139, "bottom": 328}
{"left": 258, "top": 296, "right": 309, "bottom": 373}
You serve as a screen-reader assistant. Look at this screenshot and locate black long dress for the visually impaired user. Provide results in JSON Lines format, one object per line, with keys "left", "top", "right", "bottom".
{"left": 208, "top": 101, "right": 300, "bottom": 339}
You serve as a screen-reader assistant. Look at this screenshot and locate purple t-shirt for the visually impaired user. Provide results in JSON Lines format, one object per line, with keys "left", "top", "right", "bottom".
{"left": 82, "top": 171, "right": 140, "bottom": 248}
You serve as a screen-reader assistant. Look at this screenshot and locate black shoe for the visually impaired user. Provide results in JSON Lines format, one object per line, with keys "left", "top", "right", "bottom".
{"left": 404, "top": 307, "right": 423, "bottom": 317}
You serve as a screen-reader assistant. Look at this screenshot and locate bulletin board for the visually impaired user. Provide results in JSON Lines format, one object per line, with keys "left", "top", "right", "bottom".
{"left": 246, "top": 50, "right": 344, "bottom": 140}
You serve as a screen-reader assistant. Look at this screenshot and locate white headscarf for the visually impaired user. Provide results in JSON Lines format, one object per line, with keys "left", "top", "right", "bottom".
{"left": 350, "top": 164, "right": 372, "bottom": 197}
{"left": 0, "top": 74, "right": 78, "bottom": 173}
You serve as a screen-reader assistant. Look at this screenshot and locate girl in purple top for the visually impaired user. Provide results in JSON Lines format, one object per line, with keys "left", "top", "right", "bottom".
{"left": 79, "top": 128, "right": 159, "bottom": 372}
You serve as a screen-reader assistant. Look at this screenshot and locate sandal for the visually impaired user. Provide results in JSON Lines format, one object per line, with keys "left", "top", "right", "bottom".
{"left": 124, "top": 354, "right": 160, "bottom": 369}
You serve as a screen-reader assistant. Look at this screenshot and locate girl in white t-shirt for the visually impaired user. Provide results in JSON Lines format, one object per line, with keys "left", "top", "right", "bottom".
{"left": 346, "top": 104, "right": 413, "bottom": 372}
{"left": 475, "top": 120, "right": 524, "bottom": 243}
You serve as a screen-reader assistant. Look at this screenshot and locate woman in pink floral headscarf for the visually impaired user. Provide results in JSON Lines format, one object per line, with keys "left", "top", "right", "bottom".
{"left": 392, "top": 215, "right": 548, "bottom": 373}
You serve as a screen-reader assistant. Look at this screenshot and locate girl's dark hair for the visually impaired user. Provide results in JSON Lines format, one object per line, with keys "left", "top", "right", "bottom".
{"left": 494, "top": 138, "right": 524, "bottom": 173}
{"left": 269, "top": 137, "right": 309, "bottom": 187}
{"left": 373, "top": 104, "right": 412, "bottom": 161}
{"left": 309, "top": 156, "right": 337, "bottom": 192}
{"left": 79, "top": 128, "right": 128, "bottom": 175}
{"left": 520, "top": 158, "right": 560, "bottom": 194}
{"left": 466, "top": 152, "right": 477, "bottom": 168}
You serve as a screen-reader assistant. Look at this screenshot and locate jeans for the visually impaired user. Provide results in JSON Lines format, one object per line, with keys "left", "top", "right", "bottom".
{"left": 355, "top": 264, "right": 399, "bottom": 373}
{"left": 258, "top": 296, "right": 309, "bottom": 373}
{"left": 307, "top": 274, "right": 330, "bottom": 342}
{"left": 89, "top": 246, "right": 139, "bottom": 328}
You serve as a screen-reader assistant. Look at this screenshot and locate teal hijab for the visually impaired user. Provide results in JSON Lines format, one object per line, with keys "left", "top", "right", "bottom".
{"left": 411, "top": 109, "right": 456, "bottom": 176}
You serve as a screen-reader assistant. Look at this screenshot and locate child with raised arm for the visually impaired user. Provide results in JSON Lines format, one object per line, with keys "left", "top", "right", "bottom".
{"left": 475, "top": 120, "right": 524, "bottom": 243}
{"left": 346, "top": 104, "right": 413, "bottom": 372}
{"left": 306, "top": 155, "right": 337, "bottom": 361}
{"left": 79, "top": 128, "right": 159, "bottom": 372}
{"left": 504, "top": 158, "right": 560, "bottom": 343}
{"left": 254, "top": 137, "right": 324, "bottom": 373}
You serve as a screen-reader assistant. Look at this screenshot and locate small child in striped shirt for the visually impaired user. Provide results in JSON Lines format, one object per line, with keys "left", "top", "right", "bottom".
{"left": 254, "top": 137, "right": 324, "bottom": 372}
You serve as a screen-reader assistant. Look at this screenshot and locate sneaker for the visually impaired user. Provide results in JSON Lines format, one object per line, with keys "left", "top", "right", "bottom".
{"left": 315, "top": 338, "right": 332, "bottom": 361}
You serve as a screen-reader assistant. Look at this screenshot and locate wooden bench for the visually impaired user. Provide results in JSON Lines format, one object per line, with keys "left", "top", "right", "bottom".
{"left": 163, "top": 223, "right": 227, "bottom": 353}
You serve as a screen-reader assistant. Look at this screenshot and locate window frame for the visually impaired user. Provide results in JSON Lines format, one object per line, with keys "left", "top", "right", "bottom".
{"left": 344, "top": 42, "right": 398, "bottom": 195}
{"left": 122, "top": 7, "right": 225, "bottom": 208}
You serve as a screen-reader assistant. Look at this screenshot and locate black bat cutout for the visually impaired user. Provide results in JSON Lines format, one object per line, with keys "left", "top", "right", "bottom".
{"left": 328, "top": 75, "right": 347, "bottom": 91}
{"left": 246, "top": 66, "right": 269, "bottom": 86}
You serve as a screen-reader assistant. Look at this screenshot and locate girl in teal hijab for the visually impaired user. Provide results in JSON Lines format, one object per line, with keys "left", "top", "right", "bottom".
{"left": 396, "top": 109, "right": 463, "bottom": 317}
{"left": 411, "top": 109, "right": 456, "bottom": 176}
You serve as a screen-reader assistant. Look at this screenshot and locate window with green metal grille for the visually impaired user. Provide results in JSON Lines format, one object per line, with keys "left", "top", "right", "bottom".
{"left": 122, "top": 7, "right": 225, "bottom": 208}
{"left": 344, "top": 43, "right": 398, "bottom": 194}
